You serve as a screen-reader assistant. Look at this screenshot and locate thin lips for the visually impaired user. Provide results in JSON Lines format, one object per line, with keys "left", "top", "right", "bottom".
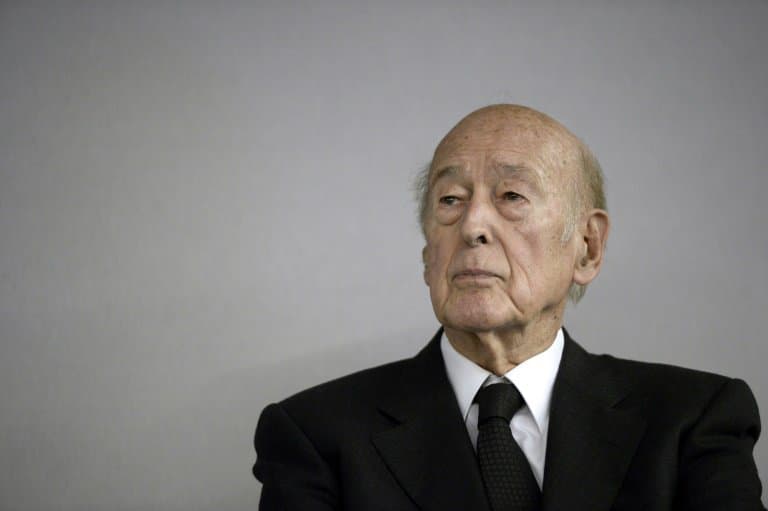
{"left": 453, "top": 269, "right": 498, "bottom": 279}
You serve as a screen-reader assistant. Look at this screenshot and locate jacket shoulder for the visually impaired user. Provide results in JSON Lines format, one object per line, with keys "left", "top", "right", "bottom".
{"left": 597, "top": 351, "right": 731, "bottom": 384}
{"left": 591, "top": 350, "right": 755, "bottom": 414}
{"left": 277, "top": 355, "right": 415, "bottom": 420}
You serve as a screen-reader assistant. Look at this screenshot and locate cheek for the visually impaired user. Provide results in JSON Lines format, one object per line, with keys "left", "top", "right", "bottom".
{"left": 502, "top": 226, "right": 564, "bottom": 287}
{"left": 423, "top": 242, "right": 449, "bottom": 285}
{"left": 501, "top": 229, "right": 540, "bottom": 272}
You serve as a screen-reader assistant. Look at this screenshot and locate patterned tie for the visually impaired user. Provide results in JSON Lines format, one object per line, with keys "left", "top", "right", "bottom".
{"left": 475, "top": 382, "right": 541, "bottom": 511}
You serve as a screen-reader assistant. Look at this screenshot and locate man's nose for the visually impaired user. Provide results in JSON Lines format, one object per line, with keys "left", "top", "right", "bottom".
{"left": 460, "top": 195, "right": 494, "bottom": 247}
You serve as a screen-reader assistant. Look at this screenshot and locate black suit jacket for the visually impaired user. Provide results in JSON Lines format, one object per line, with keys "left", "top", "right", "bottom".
{"left": 254, "top": 329, "right": 764, "bottom": 510}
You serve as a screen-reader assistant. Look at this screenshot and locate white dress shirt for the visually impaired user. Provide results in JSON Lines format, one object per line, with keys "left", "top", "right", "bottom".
{"left": 440, "top": 328, "right": 564, "bottom": 489}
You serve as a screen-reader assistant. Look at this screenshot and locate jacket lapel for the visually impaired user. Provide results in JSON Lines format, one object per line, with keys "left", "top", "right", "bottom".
{"left": 371, "top": 330, "right": 490, "bottom": 511}
{"left": 542, "top": 332, "right": 647, "bottom": 511}
{"left": 371, "top": 329, "right": 647, "bottom": 511}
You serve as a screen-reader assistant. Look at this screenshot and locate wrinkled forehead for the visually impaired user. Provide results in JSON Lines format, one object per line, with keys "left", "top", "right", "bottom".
{"left": 430, "top": 108, "right": 583, "bottom": 189}
{"left": 433, "top": 134, "right": 564, "bottom": 178}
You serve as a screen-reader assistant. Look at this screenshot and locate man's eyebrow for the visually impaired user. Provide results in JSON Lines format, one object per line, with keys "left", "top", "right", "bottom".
{"left": 494, "top": 163, "right": 543, "bottom": 186}
{"left": 495, "top": 163, "right": 532, "bottom": 176}
{"left": 429, "top": 163, "right": 543, "bottom": 187}
{"left": 430, "top": 165, "right": 462, "bottom": 185}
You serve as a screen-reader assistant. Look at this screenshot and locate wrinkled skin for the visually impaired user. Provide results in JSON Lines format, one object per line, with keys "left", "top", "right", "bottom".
{"left": 422, "top": 105, "right": 609, "bottom": 374}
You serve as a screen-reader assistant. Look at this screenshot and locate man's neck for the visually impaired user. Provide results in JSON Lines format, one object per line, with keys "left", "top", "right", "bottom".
{"left": 444, "top": 316, "right": 563, "bottom": 376}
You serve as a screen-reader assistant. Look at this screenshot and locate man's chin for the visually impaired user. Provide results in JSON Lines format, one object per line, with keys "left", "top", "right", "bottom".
{"left": 440, "top": 308, "right": 524, "bottom": 334}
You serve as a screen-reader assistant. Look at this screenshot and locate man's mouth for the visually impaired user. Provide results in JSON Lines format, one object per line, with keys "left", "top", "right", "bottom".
{"left": 453, "top": 269, "right": 498, "bottom": 280}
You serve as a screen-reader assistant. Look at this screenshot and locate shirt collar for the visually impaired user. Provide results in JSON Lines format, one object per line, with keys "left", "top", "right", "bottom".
{"left": 440, "top": 328, "right": 564, "bottom": 433}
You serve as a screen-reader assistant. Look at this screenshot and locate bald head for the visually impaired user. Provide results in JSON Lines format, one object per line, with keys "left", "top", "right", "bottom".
{"left": 419, "top": 104, "right": 605, "bottom": 231}
{"left": 434, "top": 104, "right": 576, "bottom": 160}
{"left": 415, "top": 104, "right": 607, "bottom": 302}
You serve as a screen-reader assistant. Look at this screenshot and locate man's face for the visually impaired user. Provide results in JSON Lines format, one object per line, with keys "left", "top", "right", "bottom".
{"left": 423, "top": 108, "right": 583, "bottom": 334}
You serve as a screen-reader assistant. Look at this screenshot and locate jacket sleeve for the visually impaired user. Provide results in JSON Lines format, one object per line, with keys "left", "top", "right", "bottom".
{"left": 677, "top": 378, "right": 766, "bottom": 510}
{"left": 253, "top": 403, "right": 340, "bottom": 511}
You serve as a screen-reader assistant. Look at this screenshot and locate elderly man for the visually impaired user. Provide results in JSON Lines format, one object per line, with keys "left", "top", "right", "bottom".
{"left": 253, "top": 105, "right": 764, "bottom": 510}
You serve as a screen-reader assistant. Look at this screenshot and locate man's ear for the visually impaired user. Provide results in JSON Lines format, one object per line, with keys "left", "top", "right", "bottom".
{"left": 572, "top": 209, "right": 610, "bottom": 286}
{"left": 422, "top": 245, "right": 430, "bottom": 286}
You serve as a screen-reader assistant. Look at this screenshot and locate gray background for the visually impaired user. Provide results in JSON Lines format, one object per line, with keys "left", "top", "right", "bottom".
{"left": 1, "top": 1, "right": 766, "bottom": 509}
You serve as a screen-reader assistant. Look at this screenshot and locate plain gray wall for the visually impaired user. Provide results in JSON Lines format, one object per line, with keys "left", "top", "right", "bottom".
{"left": 1, "top": 1, "right": 766, "bottom": 509}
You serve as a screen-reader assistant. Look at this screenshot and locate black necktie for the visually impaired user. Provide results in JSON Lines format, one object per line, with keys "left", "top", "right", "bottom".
{"left": 475, "top": 382, "right": 541, "bottom": 511}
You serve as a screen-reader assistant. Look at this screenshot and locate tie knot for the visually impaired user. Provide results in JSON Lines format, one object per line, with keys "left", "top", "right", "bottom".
{"left": 474, "top": 382, "right": 525, "bottom": 424}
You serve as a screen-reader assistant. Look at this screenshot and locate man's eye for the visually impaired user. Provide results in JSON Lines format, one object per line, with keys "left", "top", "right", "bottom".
{"left": 501, "top": 191, "right": 522, "bottom": 201}
{"left": 438, "top": 196, "right": 460, "bottom": 205}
